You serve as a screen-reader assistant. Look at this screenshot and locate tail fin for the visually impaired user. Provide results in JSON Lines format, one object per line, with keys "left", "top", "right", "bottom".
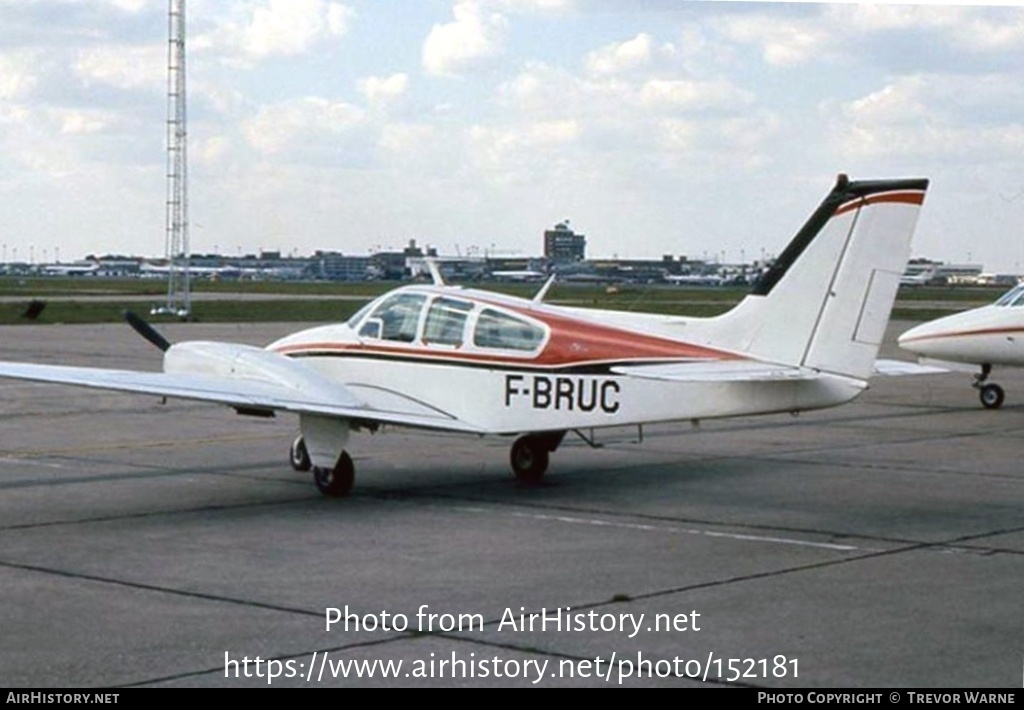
{"left": 699, "top": 174, "right": 928, "bottom": 380}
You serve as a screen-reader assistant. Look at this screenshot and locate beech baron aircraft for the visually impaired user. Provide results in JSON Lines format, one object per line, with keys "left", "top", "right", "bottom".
{"left": 0, "top": 175, "right": 928, "bottom": 497}
{"left": 899, "top": 282, "right": 1024, "bottom": 409}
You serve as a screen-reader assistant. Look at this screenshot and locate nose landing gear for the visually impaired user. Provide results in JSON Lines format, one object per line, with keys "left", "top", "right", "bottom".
{"left": 973, "top": 364, "right": 1005, "bottom": 410}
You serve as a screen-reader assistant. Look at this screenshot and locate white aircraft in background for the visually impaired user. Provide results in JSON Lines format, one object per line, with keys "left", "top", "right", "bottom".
{"left": 664, "top": 274, "right": 725, "bottom": 286}
{"left": 490, "top": 269, "right": 547, "bottom": 282}
{"left": 898, "top": 282, "right": 1024, "bottom": 409}
{"left": 0, "top": 174, "right": 929, "bottom": 497}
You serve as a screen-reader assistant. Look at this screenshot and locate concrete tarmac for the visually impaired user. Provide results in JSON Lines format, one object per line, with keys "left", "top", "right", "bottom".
{"left": 0, "top": 320, "right": 1021, "bottom": 688}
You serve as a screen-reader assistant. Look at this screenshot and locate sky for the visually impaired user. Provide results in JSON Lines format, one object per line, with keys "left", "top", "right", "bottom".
{"left": 1, "top": 0, "right": 1023, "bottom": 271}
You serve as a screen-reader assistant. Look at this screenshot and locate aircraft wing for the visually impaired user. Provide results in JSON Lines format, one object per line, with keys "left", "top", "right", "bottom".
{"left": 0, "top": 361, "right": 486, "bottom": 434}
{"left": 610, "top": 360, "right": 820, "bottom": 383}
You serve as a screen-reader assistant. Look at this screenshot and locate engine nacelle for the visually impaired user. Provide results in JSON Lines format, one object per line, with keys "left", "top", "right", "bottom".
{"left": 162, "top": 341, "right": 362, "bottom": 407}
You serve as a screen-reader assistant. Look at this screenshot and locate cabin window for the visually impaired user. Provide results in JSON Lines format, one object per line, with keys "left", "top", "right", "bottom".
{"left": 473, "top": 308, "right": 544, "bottom": 352}
{"left": 360, "top": 293, "right": 426, "bottom": 342}
{"left": 423, "top": 297, "right": 473, "bottom": 347}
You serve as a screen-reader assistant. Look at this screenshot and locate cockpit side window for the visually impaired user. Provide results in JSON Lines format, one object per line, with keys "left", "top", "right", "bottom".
{"left": 473, "top": 308, "right": 545, "bottom": 352}
{"left": 361, "top": 293, "right": 427, "bottom": 342}
{"left": 423, "top": 297, "right": 473, "bottom": 347}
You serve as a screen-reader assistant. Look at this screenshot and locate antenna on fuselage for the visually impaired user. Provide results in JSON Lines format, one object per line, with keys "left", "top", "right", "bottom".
{"left": 425, "top": 258, "right": 445, "bottom": 286}
{"left": 532, "top": 274, "right": 556, "bottom": 303}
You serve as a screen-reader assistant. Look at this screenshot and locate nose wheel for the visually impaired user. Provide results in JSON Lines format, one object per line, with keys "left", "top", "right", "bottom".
{"left": 973, "top": 364, "right": 1005, "bottom": 409}
{"left": 979, "top": 383, "right": 1005, "bottom": 410}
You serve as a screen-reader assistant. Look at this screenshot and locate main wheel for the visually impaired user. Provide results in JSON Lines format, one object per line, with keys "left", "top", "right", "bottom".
{"left": 509, "top": 436, "right": 549, "bottom": 484}
{"left": 313, "top": 451, "right": 355, "bottom": 497}
{"left": 979, "top": 383, "right": 1005, "bottom": 410}
{"left": 290, "top": 435, "right": 311, "bottom": 472}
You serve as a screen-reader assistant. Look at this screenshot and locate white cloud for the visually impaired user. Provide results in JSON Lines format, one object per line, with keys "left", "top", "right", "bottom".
{"left": 60, "top": 109, "right": 109, "bottom": 135}
{"left": 202, "top": 0, "right": 354, "bottom": 63}
{"left": 468, "top": 119, "right": 580, "bottom": 179}
{"left": 378, "top": 123, "right": 437, "bottom": 155}
{"left": 721, "top": 5, "right": 1024, "bottom": 70}
{"left": 101, "top": 0, "right": 150, "bottom": 12}
{"left": 639, "top": 79, "right": 753, "bottom": 112}
{"left": 0, "top": 53, "right": 38, "bottom": 101}
{"left": 825, "top": 4, "right": 957, "bottom": 32}
{"left": 490, "top": 0, "right": 571, "bottom": 11}
{"left": 842, "top": 83, "right": 925, "bottom": 127}
{"left": 246, "top": 0, "right": 351, "bottom": 56}
{"left": 358, "top": 73, "right": 409, "bottom": 106}
{"left": 714, "top": 13, "right": 833, "bottom": 67}
{"left": 192, "top": 134, "right": 232, "bottom": 166}
{"left": 585, "top": 33, "right": 660, "bottom": 76}
{"left": 73, "top": 45, "right": 165, "bottom": 91}
{"left": 326, "top": 3, "right": 355, "bottom": 35}
{"left": 951, "top": 11, "right": 1024, "bottom": 53}
{"left": 242, "top": 97, "right": 364, "bottom": 155}
{"left": 422, "top": 1, "right": 508, "bottom": 77}
{"left": 0, "top": 106, "right": 102, "bottom": 178}
{"left": 829, "top": 73, "right": 1024, "bottom": 162}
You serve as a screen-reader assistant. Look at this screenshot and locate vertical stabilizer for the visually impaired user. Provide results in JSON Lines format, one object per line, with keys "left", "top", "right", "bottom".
{"left": 696, "top": 175, "right": 928, "bottom": 380}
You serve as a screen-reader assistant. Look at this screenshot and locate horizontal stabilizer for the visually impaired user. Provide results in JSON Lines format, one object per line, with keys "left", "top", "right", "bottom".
{"left": 908, "top": 357, "right": 970, "bottom": 374}
{"left": 611, "top": 360, "right": 820, "bottom": 383}
{"left": 872, "top": 359, "right": 949, "bottom": 376}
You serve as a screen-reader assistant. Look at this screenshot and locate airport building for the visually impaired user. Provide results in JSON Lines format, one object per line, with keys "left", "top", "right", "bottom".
{"left": 544, "top": 223, "right": 586, "bottom": 262}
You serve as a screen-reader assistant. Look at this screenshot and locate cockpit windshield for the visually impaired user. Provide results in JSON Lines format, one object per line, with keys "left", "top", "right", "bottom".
{"left": 346, "top": 301, "right": 376, "bottom": 329}
{"left": 994, "top": 284, "right": 1024, "bottom": 307}
{"left": 359, "top": 292, "right": 427, "bottom": 342}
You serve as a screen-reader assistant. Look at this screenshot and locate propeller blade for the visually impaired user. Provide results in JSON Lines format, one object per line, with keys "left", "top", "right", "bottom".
{"left": 123, "top": 311, "right": 172, "bottom": 352}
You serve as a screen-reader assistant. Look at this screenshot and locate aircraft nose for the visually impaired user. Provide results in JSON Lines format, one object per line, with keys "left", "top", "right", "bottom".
{"left": 897, "top": 324, "right": 921, "bottom": 348}
{"left": 897, "top": 321, "right": 942, "bottom": 356}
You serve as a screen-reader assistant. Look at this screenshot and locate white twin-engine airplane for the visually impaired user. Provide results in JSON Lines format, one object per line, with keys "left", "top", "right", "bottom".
{"left": 0, "top": 174, "right": 928, "bottom": 497}
{"left": 899, "top": 283, "right": 1024, "bottom": 409}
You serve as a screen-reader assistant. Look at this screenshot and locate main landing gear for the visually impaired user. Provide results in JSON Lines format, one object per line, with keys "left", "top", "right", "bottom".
{"left": 509, "top": 432, "right": 565, "bottom": 484}
{"left": 972, "top": 364, "right": 1005, "bottom": 410}
{"left": 291, "top": 435, "right": 355, "bottom": 498}
{"left": 291, "top": 429, "right": 568, "bottom": 497}
{"left": 289, "top": 434, "right": 311, "bottom": 472}
{"left": 313, "top": 451, "right": 355, "bottom": 498}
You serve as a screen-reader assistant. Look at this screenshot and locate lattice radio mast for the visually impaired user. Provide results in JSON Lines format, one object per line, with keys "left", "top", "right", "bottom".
{"left": 153, "top": 0, "right": 191, "bottom": 317}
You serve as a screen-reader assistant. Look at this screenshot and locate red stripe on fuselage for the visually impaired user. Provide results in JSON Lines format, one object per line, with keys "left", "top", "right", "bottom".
{"left": 509, "top": 306, "right": 738, "bottom": 365}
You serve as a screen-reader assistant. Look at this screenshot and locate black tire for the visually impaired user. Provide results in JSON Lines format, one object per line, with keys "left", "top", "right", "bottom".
{"left": 313, "top": 451, "right": 355, "bottom": 497}
{"left": 290, "top": 435, "right": 311, "bottom": 472}
{"left": 979, "top": 383, "right": 1005, "bottom": 410}
{"left": 509, "top": 436, "right": 549, "bottom": 484}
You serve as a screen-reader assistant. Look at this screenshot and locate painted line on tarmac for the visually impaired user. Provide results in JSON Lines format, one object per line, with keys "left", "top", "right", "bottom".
{"left": 457, "top": 506, "right": 869, "bottom": 552}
